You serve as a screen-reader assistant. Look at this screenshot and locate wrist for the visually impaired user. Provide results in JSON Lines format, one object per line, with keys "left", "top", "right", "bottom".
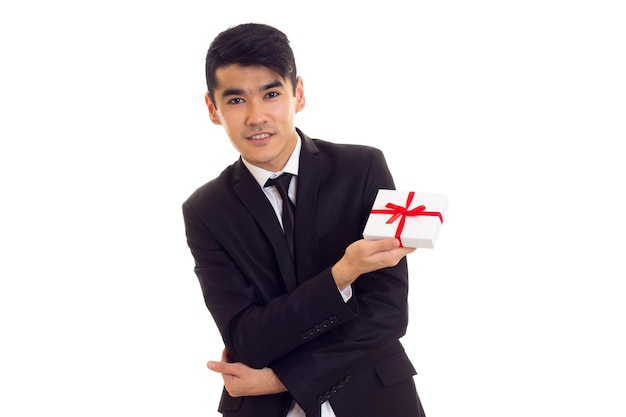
{"left": 331, "top": 260, "right": 357, "bottom": 290}
{"left": 267, "top": 368, "right": 287, "bottom": 394}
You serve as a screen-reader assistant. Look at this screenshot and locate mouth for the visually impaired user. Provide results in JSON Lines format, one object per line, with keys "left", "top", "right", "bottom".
{"left": 247, "top": 132, "right": 273, "bottom": 142}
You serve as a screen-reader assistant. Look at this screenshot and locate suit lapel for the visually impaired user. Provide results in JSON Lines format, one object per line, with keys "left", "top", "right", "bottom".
{"left": 294, "top": 132, "right": 325, "bottom": 283}
{"left": 232, "top": 159, "right": 298, "bottom": 291}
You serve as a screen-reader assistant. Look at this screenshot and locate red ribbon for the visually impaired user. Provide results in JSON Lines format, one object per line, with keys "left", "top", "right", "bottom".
{"left": 369, "top": 191, "right": 443, "bottom": 247}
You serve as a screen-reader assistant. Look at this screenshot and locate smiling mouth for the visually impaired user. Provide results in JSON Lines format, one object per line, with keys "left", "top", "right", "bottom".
{"left": 248, "top": 133, "right": 273, "bottom": 140}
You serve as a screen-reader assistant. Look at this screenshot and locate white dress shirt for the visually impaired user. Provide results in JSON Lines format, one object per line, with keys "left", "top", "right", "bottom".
{"left": 242, "top": 135, "right": 350, "bottom": 417}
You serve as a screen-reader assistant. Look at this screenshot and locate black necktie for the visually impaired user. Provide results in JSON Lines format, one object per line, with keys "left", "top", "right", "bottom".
{"left": 265, "top": 173, "right": 295, "bottom": 260}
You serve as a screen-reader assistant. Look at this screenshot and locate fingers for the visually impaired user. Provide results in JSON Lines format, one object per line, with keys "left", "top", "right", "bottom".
{"left": 364, "top": 238, "right": 414, "bottom": 257}
{"left": 333, "top": 238, "right": 414, "bottom": 288}
{"left": 207, "top": 359, "right": 239, "bottom": 375}
{"left": 362, "top": 237, "right": 399, "bottom": 252}
{"left": 357, "top": 238, "right": 413, "bottom": 262}
{"left": 360, "top": 238, "right": 415, "bottom": 270}
{"left": 208, "top": 348, "right": 238, "bottom": 375}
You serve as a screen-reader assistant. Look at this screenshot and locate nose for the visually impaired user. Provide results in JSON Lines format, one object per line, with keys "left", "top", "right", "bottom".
{"left": 246, "top": 99, "right": 268, "bottom": 126}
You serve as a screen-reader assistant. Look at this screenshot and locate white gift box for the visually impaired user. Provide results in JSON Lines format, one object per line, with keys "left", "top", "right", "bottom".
{"left": 363, "top": 190, "right": 448, "bottom": 249}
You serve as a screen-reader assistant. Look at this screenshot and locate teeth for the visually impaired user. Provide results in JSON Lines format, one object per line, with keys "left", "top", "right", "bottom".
{"left": 249, "top": 133, "right": 271, "bottom": 140}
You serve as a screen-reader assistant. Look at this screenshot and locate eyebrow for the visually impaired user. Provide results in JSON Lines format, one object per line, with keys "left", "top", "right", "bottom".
{"left": 222, "top": 80, "right": 285, "bottom": 98}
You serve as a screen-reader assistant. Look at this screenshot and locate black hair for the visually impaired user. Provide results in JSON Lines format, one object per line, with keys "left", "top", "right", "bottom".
{"left": 205, "top": 23, "right": 298, "bottom": 106}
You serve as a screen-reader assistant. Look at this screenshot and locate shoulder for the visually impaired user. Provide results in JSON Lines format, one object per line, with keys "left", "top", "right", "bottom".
{"left": 299, "top": 129, "right": 387, "bottom": 167}
{"left": 183, "top": 162, "right": 237, "bottom": 209}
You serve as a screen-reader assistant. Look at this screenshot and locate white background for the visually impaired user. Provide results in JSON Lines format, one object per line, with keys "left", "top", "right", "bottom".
{"left": 1, "top": 1, "right": 625, "bottom": 416}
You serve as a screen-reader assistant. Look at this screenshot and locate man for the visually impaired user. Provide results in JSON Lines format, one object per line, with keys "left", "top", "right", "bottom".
{"left": 183, "top": 23, "right": 426, "bottom": 417}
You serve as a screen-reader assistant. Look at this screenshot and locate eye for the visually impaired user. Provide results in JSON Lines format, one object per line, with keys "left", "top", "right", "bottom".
{"left": 265, "top": 91, "right": 279, "bottom": 99}
{"left": 227, "top": 97, "right": 245, "bottom": 104}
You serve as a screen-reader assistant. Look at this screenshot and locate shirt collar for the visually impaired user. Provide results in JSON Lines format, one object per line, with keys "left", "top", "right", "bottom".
{"left": 243, "top": 133, "right": 301, "bottom": 188}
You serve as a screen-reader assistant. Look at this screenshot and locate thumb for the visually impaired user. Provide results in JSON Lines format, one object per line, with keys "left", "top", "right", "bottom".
{"left": 207, "top": 360, "right": 221, "bottom": 372}
{"left": 207, "top": 360, "right": 238, "bottom": 375}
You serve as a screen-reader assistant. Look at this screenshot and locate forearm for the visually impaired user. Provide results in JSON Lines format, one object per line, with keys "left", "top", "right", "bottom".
{"left": 201, "top": 237, "right": 412, "bottom": 373}
{"left": 212, "top": 270, "right": 358, "bottom": 368}
{"left": 272, "top": 260, "right": 411, "bottom": 414}
{"left": 207, "top": 351, "right": 288, "bottom": 397}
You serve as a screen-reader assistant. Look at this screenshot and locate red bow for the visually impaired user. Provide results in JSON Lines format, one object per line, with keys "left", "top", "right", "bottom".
{"left": 369, "top": 191, "right": 443, "bottom": 247}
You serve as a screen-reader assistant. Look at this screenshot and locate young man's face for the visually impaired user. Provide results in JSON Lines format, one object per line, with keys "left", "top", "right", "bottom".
{"left": 206, "top": 64, "right": 305, "bottom": 172}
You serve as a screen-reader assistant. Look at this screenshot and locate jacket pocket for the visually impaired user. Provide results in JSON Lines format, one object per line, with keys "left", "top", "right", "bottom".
{"left": 373, "top": 351, "right": 417, "bottom": 387}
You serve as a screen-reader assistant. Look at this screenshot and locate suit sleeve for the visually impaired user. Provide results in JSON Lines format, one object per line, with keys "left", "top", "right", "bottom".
{"left": 183, "top": 147, "right": 410, "bottom": 416}
{"left": 271, "top": 263, "right": 410, "bottom": 415}
{"left": 268, "top": 148, "right": 411, "bottom": 415}
{"left": 182, "top": 200, "right": 359, "bottom": 368}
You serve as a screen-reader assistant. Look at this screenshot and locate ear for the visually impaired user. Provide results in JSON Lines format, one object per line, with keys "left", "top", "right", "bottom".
{"left": 205, "top": 93, "right": 221, "bottom": 125}
{"left": 295, "top": 77, "right": 306, "bottom": 113}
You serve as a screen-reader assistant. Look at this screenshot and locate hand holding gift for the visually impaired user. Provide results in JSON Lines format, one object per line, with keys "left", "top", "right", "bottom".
{"left": 363, "top": 190, "right": 448, "bottom": 249}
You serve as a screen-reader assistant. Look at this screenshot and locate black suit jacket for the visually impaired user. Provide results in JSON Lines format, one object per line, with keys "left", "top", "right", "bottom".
{"left": 183, "top": 129, "right": 425, "bottom": 417}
